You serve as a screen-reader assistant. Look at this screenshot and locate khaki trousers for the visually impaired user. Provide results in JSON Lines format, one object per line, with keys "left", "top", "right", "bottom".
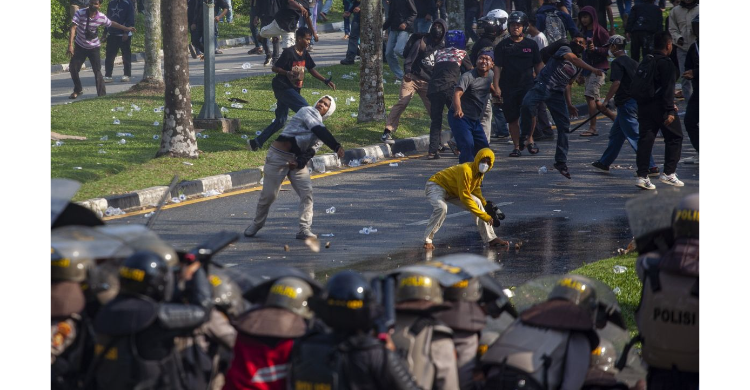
{"left": 385, "top": 75, "right": 431, "bottom": 132}
{"left": 424, "top": 181, "right": 496, "bottom": 244}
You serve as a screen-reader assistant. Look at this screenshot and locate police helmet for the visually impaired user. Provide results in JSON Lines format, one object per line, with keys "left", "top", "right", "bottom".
{"left": 51, "top": 246, "right": 90, "bottom": 283}
{"left": 548, "top": 275, "right": 598, "bottom": 320}
{"left": 396, "top": 271, "right": 443, "bottom": 304}
{"left": 313, "top": 271, "right": 377, "bottom": 332}
{"left": 672, "top": 193, "right": 699, "bottom": 239}
{"left": 209, "top": 269, "right": 247, "bottom": 319}
{"left": 443, "top": 277, "right": 483, "bottom": 302}
{"left": 265, "top": 276, "right": 314, "bottom": 319}
{"left": 118, "top": 250, "right": 174, "bottom": 301}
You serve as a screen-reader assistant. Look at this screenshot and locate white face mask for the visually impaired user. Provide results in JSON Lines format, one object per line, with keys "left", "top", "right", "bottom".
{"left": 478, "top": 162, "right": 490, "bottom": 173}
{"left": 608, "top": 49, "right": 615, "bottom": 57}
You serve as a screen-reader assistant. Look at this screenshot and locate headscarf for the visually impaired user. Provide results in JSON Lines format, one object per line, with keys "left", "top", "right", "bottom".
{"left": 317, "top": 95, "right": 336, "bottom": 120}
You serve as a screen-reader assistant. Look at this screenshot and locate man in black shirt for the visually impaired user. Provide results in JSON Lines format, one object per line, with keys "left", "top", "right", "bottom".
{"left": 492, "top": 11, "right": 543, "bottom": 157}
{"left": 634, "top": 31, "right": 684, "bottom": 190}
{"left": 249, "top": 27, "right": 335, "bottom": 151}
{"left": 592, "top": 35, "right": 658, "bottom": 174}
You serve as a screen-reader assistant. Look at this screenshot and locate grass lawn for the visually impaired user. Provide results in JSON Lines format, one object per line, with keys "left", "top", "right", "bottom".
{"left": 53, "top": 63, "right": 432, "bottom": 201}
{"left": 571, "top": 253, "right": 641, "bottom": 333}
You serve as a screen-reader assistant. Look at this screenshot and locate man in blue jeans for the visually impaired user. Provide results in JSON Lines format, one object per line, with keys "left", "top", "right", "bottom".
{"left": 249, "top": 28, "right": 336, "bottom": 151}
{"left": 591, "top": 35, "right": 659, "bottom": 176}
{"left": 519, "top": 33, "right": 602, "bottom": 178}
{"left": 448, "top": 51, "right": 496, "bottom": 164}
{"left": 383, "top": 0, "right": 417, "bottom": 81}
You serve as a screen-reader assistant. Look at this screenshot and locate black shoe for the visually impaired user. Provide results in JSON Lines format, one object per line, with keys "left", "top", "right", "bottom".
{"left": 648, "top": 166, "right": 660, "bottom": 177}
{"left": 381, "top": 130, "right": 395, "bottom": 144}
{"left": 592, "top": 161, "right": 610, "bottom": 172}
{"left": 491, "top": 133, "right": 509, "bottom": 139}
{"left": 188, "top": 44, "right": 197, "bottom": 59}
{"left": 248, "top": 139, "right": 260, "bottom": 151}
{"left": 553, "top": 162, "right": 571, "bottom": 179}
{"left": 215, "top": 49, "right": 223, "bottom": 55}
{"left": 340, "top": 58, "right": 355, "bottom": 65}
{"left": 425, "top": 153, "right": 440, "bottom": 160}
{"left": 263, "top": 56, "right": 272, "bottom": 66}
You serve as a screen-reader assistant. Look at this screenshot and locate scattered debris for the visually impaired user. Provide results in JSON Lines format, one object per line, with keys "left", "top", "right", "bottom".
{"left": 538, "top": 166, "right": 548, "bottom": 174}
{"left": 284, "top": 244, "right": 290, "bottom": 252}
{"left": 612, "top": 265, "right": 628, "bottom": 274}
{"left": 305, "top": 237, "right": 321, "bottom": 253}
{"left": 394, "top": 152, "right": 405, "bottom": 157}
{"left": 325, "top": 242, "right": 331, "bottom": 249}
{"left": 326, "top": 207, "right": 336, "bottom": 214}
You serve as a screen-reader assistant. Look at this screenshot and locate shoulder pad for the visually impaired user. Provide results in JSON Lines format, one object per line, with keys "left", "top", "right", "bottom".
{"left": 157, "top": 303, "right": 209, "bottom": 330}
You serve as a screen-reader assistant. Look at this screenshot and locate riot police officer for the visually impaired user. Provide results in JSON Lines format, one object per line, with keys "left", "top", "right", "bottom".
{"left": 223, "top": 276, "right": 315, "bottom": 390}
{"left": 90, "top": 250, "right": 213, "bottom": 390}
{"left": 434, "top": 277, "right": 487, "bottom": 390}
{"left": 392, "top": 270, "right": 460, "bottom": 390}
{"left": 51, "top": 245, "right": 94, "bottom": 390}
{"left": 287, "top": 270, "right": 420, "bottom": 390}
{"left": 481, "top": 275, "right": 604, "bottom": 390}
{"left": 634, "top": 193, "right": 699, "bottom": 390}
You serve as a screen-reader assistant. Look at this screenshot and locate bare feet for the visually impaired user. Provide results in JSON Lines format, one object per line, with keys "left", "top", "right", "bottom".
{"left": 488, "top": 238, "right": 509, "bottom": 247}
{"left": 423, "top": 243, "right": 435, "bottom": 250}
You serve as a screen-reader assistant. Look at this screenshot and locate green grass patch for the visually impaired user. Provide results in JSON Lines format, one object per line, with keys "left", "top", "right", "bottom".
{"left": 571, "top": 253, "right": 641, "bottom": 333}
{"left": 53, "top": 64, "right": 430, "bottom": 201}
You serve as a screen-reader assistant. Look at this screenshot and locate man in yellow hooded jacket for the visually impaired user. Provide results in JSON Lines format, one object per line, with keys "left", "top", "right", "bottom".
{"left": 423, "top": 148, "right": 509, "bottom": 249}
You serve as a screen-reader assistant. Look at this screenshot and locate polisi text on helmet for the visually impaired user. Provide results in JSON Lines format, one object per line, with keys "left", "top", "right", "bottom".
{"left": 119, "top": 267, "right": 145, "bottom": 282}
{"left": 400, "top": 276, "right": 433, "bottom": 288}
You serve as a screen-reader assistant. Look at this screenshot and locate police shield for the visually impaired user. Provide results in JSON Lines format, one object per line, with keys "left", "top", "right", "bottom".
{"left": 52, "top": 225, "right": 130, "bottom": 261}
{"left": 510, "top": 274, "right": 625, "bottom": 329}
{"left": 625, "top": 188, "right": 698, "bottom": 252}
{"left": 51, "top": 178, "right": 104, "bottom": 228}
{"left": 51, "top": 179, "right": 80, "bottom": 225}
{"left": 391, "top": 253, "right": 502, "bottom": 286}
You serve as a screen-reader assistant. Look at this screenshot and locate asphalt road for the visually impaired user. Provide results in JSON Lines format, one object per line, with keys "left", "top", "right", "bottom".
{"left": 106, "top": 119, "right": 699, "bottom": 287}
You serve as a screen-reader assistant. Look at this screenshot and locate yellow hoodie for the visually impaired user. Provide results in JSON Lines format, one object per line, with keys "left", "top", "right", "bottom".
{"left": 428, "top": 148, "right": 495, "bottom": 223}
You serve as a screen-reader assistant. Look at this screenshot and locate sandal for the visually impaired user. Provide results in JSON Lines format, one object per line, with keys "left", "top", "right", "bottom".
{"left": 553, "top": 162, "right": 572, "bottom": 179}
{"left": 508, "top": 149, "right": 521, "bottom": 157}
{"left": 69, "top": 92, "right": 82, "bottom": 99}
{"left": 580, "top": 130, "right": 599, "bottom": 137}
{"left": 447, "top": 140, "right": 460, "bottom": 156}
{"left": 527, "top": 143, "right": 539, "bottom": 154}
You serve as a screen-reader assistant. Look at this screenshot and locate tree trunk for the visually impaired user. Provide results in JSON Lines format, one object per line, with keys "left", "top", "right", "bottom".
{"left": 156, "top": 0, "right": 198, "bottom": 158}
{"left": 140, "top": 0, "right": 164, "bottom": 85}
{"left": 447, "top": 0, "right": 464, "bottom": 31}
{"left": 357, "top": 0, "right": 385, "bottom": 123}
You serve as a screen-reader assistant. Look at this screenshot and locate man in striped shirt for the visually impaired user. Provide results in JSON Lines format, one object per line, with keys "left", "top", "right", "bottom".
{"left": 67, "top": 0, "right": 135, "bottom": 99}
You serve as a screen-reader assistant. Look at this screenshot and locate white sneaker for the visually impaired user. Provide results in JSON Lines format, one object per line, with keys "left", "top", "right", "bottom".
{"left": 120, "top": 76, "right": 131, "bottom": 82}
{"left": 103, "top": 76, "right": 113, "bottom": 83}
{"left": 635, "top": 176, "right": 656, "bottom": 190}
{"left": 682, "top": 154, "right": 698, "bottom": 164}
{"left": 659, "top": 173, "right": 684, "bottom": 187}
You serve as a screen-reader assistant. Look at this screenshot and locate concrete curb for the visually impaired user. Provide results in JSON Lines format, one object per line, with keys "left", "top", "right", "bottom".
{"left": 76, "top": 129, "right": 450, "bottom": 215}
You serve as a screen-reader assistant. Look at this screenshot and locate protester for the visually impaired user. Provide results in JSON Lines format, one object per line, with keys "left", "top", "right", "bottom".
{"left": 625, "top": 0, "right": 663, "bottom": 62}
{"left": 472, "top": 10, "right": 511, "bottom": 141}
{"left": 576, "top": 0, "right": 615, "bottom": 35}
{"left": 668, "top": 0, "right": 698, "bottom": 102}
{"left": 577, "top": 6, "right": 610, "bottom": 137}
{"left": 260, "top": 0, "right": 318, "bottom": 50}
{"left": 526, "top": 17, "right": 555, "bottom": 141}
{"left": 383, "top": 0, "right": 417, "bottom": 81}
{"left": 256, "top": 0, "right": 281, "bottom": 66}
{"left": 414, "top": 0, "right": 437, "bottom": 33}
{"left": 464, "top": 0, "right": 481, "bottom": 46}
{"left": 247, "top": 0, "right": 264, "bottom": 56}
{"left": 103, "top": 0, "right": 134, "bottom": 83}
{"left": 188, "top": 0, "right": 229, "bottom": 57}
{"left": 299, "top": 0, "right": 319, "bottom": 52}
{"left": 339, "top": 0, "right": 361, "bottom": 65}
{"left": 682, "top": 14, "right": 698, "bottom": 163}
{"left": 536, "top": 0, "right": 580, "bottom": 44}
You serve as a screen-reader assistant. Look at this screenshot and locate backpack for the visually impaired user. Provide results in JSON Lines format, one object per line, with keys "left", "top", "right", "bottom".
{"left": 544, "top": 10, "right": 567, "bottom": 44}
{"left": 630, "top": 54, "right": 663, "bottom": 103}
